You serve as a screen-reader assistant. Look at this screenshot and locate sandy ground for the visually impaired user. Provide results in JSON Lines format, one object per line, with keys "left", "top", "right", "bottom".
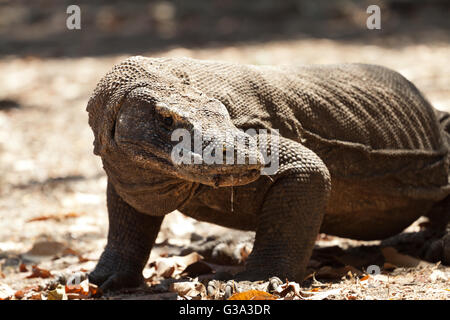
{"left": 0, "top": 38, "right": 449, "bottom": 300}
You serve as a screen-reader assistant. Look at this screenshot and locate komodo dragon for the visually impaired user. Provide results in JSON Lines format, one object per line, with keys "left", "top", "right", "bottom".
{"left": 86, "top": 56, "right": 450, "bottom": 291}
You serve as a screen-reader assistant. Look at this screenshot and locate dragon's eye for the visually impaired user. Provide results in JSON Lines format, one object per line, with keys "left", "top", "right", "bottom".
{"left": 162, "top": 115, "right": 173, "bottom": 127}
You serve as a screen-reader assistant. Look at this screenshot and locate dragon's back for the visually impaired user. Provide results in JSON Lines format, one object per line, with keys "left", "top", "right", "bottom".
{"left": 124, "top": 57, "right": 449, "bottom": 195}
{"left": 154, "top": 58, "right": 443, "bottom": 151}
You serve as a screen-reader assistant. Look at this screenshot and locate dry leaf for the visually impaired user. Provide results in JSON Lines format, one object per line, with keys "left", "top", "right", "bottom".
{"left": 274, "top": 280, "right": 341, "bottom": 300}
{"left": 14, "top": 290, "right": 25, "bottom": 299}
{"left": 47, "top": 285, "right": 67, "bottom": 300}
{"left": 238, "top": 243, "right": 251, "bottom": 262}
{"left": 24, "top": 285, "right": 42, "bottom": 292}
{"left": 66, "top": 279, "right": 89, "bottom": 295}
{"left": 67, "top": 293, "right": 89, "bottom": 300}
{"left": 19, "top": 263, "right": 28, "bottom": 272}
{"left": 78, "top": 256, "right": 90, "bottom": 263}
{"left": 26, "top": 212, "right": 83, "bottom": 223}
{"left": 302, "top": 288, "right": 341, "bottom": 300}
{"left": 170, "top": 281, "right": 206, "bottom": 299}
{"left": 88, "top": 283, "right": 100, "bottom": 297}
{"left": 316, "top": 265, "right": 362, "bottom": 279}
{"left": 63, "top": 212, "right": 83, "bottom": 218}
{"left": 275, "top": 281, "right": 302, "bottom": 298}
{"left": 64, "top": 280, "right": 100, "bottom": 299}
{"left": 0, "top": 283, "right": 14, "bottom": 300}
{"left": 181, "top": 261, "right": 214, "bottom": 277}
{"left": 151, "top": 252, "right": 204, "bottom": 278}
{"left": 26, "top": 215, "right": 53, "bottom": 222}
{"left": 228, "top": 290, "right": 277, "bottom": 300}
{"left": 29, "top": 293, "right": 42, "bottom": 300}
{"left": 62, "top": 247, "right": 80, "bottom": 256}
{"left": 429, "top": 270, "right": 448, "bottom": 282}
{"left": 62, "top": 247, "right": 90, "bottom": 263}
{"left": 26, "top": 265, "right": 53, "bottom": 279}
{"left": 65, "top": 284, "right": 83, "bottom": 294}
{"left": 14, "top": 285, "right": 41, "bottom": 300}
{"left": 155, "top": 260, "right": 176, "bottom": 278}
{"left": 360, "top": 275, "right": 370, "bottom": 282}
{"left": 175, "top": 252, "right": 204, "bottom": 266}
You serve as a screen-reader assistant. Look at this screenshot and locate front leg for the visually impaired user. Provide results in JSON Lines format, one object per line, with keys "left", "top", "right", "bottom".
{"left": 89, "top": 182, "right": 164, "bottom": 291}
{"left": 237, "top": 138, "right": 331, "bottom": 282}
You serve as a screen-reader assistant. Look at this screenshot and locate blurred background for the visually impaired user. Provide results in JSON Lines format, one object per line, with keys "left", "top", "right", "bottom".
{"left": 1, "top": 0, "right": 449, "bottom": 57}
{"left": 0, "top": 0, "right": 449, "bottom": 299}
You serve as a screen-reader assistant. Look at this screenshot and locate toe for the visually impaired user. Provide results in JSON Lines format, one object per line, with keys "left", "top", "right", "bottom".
{"left": 88, "top": 271, "right": 108, "bottom": 286}
{"left": 89, "top": 272, "right": 143, "bottom": 292}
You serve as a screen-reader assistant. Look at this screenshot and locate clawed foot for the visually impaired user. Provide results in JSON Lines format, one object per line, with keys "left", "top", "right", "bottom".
{"left": 381, "top": 220, "right": 450, "bottom": 266}
{"left": 422, "top": 232, "right": 450, "bottom": 265}
{"left": 88, "top": 248, "right": 145, "bottom": 292}
{"left": 88, "top": 270, "right": 143, "bottom": 292}
{"left": 422, "top": 199, "right": 450, "bottom": 265}
{"left": 207, "top": 276, "right": 283, "bottom": 299}
{"left": 181, "top": 231, "right": 254, "bottom": 265}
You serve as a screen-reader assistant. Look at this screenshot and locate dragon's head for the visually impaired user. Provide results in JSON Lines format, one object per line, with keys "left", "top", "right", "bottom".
{"left": 87, "top": 56, "right": 264, "bottom": 194}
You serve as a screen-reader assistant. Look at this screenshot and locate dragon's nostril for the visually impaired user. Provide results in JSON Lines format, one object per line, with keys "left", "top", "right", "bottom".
{"left": 162, "top": 116, "right": 173, "bottom": 127}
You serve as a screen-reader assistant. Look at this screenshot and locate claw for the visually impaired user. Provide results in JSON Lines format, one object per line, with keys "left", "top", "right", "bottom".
{"left": 268, "top": 276, "right": 283, "bottom": 292}
{"left": 88, "top": 271, "right": 143, "bottom": 292}
{"left": 207, "top": 280, "right": 219, "bottom": 297}
{"left": 224, "top": 280, "right": 238, "bottom": 299}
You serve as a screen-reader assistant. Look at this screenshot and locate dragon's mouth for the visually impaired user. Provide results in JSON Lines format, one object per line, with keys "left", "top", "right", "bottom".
{"left": 118, "top": 140, "right": 262, "bottom": 187}
{"left": 212, "top": 169, "right": 261, "bottom": 187}
{"left": 176, "top": 166, "right": 261, "bottom": 187}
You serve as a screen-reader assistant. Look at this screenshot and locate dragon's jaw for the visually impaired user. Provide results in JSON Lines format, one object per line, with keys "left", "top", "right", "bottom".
{"left": 175, "top": 165, "right": 262, "bottom": 187}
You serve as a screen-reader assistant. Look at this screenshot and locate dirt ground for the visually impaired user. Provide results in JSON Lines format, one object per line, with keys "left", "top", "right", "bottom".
{"left": 0, "top": 1, "right": 449, "bottom": 300}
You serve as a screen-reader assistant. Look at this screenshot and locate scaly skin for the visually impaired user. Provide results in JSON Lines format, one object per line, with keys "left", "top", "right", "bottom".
{"left": 87, "top": 56, "right": 450, "bottom": 291}
{"left": 89, "top": 182, "right": 163, "bottom": 291}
